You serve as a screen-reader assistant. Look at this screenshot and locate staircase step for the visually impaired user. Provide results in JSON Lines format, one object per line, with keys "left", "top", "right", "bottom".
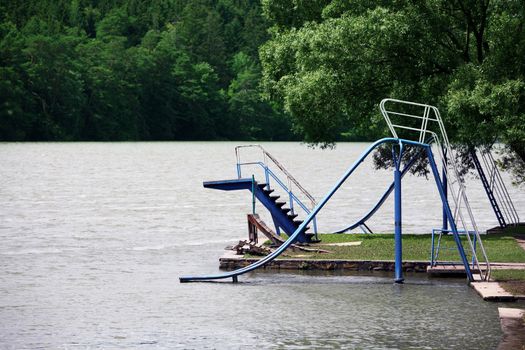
{"left": 275, "top": 201, "right": 286, "bottom": 208}
{"left": 288, "top": 213, "right": 298, "bottom": 220}
{"left": 293, "top": 219, "right": 303, "bottom": 226}
{"left": 263, "top": 188, "right": 274, "bottom": 195}
{"left": 292, "top": 220, "right": 310, "bottom": 232}
{"left": 281, "top": 208, "right": 291, "bottom": 214}
{"left": 269, "top": 195, "right": 280, "bottom": 201}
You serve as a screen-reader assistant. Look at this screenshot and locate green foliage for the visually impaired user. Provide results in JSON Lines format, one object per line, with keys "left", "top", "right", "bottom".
{"left": 226, "top": 51, "right": 294, "bottom": 140}
{"left": 491, "top": 269, "right": 525, "bottom": 282}
{"left": 77, "top": 37, "right": 140, "bottom": 140}
{"left": 261, "top": 0, "right": 329, "bottom": 29}
{"left": 0, "top": 0, "right": 294, "bottom": 142}
{"left": 4, "top": 0, "right": 524, "bottom": 185}
{"left": 260, "top": 0, "right": 525, "bottom": 183}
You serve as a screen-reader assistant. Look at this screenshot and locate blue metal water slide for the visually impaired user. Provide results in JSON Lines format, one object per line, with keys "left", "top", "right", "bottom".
{"left": 179, "top": 137, "right": 436, "bottom": 283}
{"left": 335, "top": 148, "right": 423, "bottom": 233}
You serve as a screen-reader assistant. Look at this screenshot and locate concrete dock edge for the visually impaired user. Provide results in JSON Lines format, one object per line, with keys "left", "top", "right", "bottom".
{"left": 497, "top": 308, "right": 525, "bottom": 350}
{"left": 470, "top": 282, "right": 517, "bottom": 301}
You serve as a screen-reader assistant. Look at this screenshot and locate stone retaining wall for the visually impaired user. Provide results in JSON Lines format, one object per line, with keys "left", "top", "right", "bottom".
{"left": 219, "top": 256, "right": 429, "bottom": 273}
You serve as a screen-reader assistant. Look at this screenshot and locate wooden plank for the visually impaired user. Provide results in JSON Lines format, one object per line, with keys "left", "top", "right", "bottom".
{"left": 246, "top": 214, "right": 330, "bottom": 253}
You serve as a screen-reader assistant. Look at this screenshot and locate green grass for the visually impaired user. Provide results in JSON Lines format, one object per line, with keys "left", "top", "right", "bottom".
{"left": 491, "top": 269, "right": 525, "bottom": 281}
{"left": 492, "top": 270, "right": 525, "bottom": 296}
{"left": 479, "top": 234, "right": 525, "bottom": 262}
{"left": 491, "top": 270, "right": 525, "bottom": 296}
{"left": 499, "top": 282, "right": 525, "bottom": 296}
{"left": 255, "top": 233, "right": 525, "bottom": 263}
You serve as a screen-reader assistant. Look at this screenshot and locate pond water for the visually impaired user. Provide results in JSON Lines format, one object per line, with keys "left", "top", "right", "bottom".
{"left": 1, "top": 142, "right": 523, "bottom": 349}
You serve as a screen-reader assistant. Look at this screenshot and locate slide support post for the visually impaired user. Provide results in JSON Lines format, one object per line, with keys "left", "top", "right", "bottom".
{"left": 442, "top": 148, "right": 448, "bottom": 232}
{"left": 393, "top": 142, "right": 404, "bottom": 284}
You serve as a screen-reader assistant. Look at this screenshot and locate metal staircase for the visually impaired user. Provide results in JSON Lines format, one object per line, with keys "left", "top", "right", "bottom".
{"left": 380, "top": 99, "right": 491, "bottom": 281}
{"left": 235, "top": 145, "right": 318, "bottom": 239}
{"left": 202, "top": 145, "right": 319, "bottom": 243}
{"left": 471, "top": 148, "right": 520, "bottom": 228}
{"left": 203, "top": 179, "right": 316, "bottom": 243}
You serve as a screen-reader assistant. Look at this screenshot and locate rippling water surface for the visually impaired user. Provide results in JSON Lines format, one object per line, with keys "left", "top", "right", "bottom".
{"left": 1, "top": 142, "right": 523, "bottom": 349}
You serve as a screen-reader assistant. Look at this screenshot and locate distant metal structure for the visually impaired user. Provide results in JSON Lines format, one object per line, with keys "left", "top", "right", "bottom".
{"left": 471, "top": 148, "right": 520, "bottom": 228}
{"left": 180, "top": 99, "right": 492, "bottom": 283}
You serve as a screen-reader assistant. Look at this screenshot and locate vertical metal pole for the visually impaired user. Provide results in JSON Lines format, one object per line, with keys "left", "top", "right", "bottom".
{"left": 472, "top": 233, "right": 477, "bottom": 266}
{"left": 430, "top": 229, "right": 435, "bottom": 266}
{"left": 393, "top": 144, "right": 404, "bottom": 283}
{"left": 251, "top": 175, "right": 256, "bottom": 215}
{"left": 394, "top": 156, "right": 404, "bottom": 283}
{"left": 442, "top": 149, "right": 448, "bottom": 231}
{"left": 265, "top": 166, "right": 270, "bottom": 190}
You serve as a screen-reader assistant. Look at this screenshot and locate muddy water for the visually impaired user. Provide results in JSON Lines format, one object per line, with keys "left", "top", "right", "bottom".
{"left": 1, "top": 142, "right": 523, "bottom": 349}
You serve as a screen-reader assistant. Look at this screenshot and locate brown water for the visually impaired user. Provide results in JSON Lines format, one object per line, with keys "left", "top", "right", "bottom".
{"left": 1, "top": 142, "right": 523, "bottom": 349}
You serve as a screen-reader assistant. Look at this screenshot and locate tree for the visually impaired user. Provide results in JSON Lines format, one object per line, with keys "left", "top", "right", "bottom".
{"left": 77, "top": 36, "right": 141, "bottom": 140}
{"left": 227, "top": 51, "right": 294, "bottom": 140}
{"left": 260, "top": 0, "right": 525, "bottom": 184}
{"left": 175, "top": 1, "right": 228, "bottom": 84}
{"left": 0, "top": 22, "right": 32, "bottom": 140}
{"left": 0, "top": 19, "right": 86, "bottom": 140}
{"left": 0, "top": 0, "right": 294, "bottom": 142}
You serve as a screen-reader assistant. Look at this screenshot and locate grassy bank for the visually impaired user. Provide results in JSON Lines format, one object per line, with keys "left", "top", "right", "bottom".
{"left": 491, "top": 270, "right": 525, "bottom": 296}
{"left": 269, "top": 233, "right": 525, "bottom": 263}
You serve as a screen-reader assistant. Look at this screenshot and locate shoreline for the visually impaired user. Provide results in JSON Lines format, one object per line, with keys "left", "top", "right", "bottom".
{"left": 220, "top": 250, "right": 525, "bottom": 301}
{"left": 219, "top": 250, "right": 429, "bottom": 272}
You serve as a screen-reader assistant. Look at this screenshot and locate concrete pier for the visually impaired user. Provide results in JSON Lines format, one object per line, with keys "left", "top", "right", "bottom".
{"left": 470, "top": 282, "right": 517, "bottom": 301}
{"left": 497, "top": 308, "right": 525, "bottom": 350}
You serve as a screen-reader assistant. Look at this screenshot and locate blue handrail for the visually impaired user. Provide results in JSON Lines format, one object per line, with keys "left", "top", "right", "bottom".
{"left": 430, "top": 228, "right": 477, "bottom": 267}
{"left": 237, "top": 160, "right": 318, "bottom": 235}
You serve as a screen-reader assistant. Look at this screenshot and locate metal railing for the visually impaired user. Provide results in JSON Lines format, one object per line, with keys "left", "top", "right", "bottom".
{"left": 430, "top": 228, "right": 478, "bottom": 267}
{"left": 380, "top": 98, "right": 491, "bottom": 281}
{"left": 479, "top": 149, "right": 520, "bottom": 225}
{"left": 235, "top": 145, "right": 318, "bottom": 235}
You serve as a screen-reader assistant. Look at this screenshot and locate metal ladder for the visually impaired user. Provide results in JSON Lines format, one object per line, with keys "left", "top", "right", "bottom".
{"left": 380, "top": 99, "right": 491, "bottom": 281}
{"left": 235, "top": 145, "right": 318, "bottom": 236}
{"left": 471, "top": 149, "right": 520, "bottom": 227}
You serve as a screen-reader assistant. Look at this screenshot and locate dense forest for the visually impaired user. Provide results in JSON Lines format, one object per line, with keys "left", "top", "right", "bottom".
{"left": 0, "top": 0, "right": 297, "bottom": 141}
{"left": 1, "top": 0, "right": 524, "bottom": 183}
